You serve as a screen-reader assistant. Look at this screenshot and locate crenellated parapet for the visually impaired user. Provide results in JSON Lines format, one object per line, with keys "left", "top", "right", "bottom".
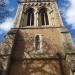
{"left": 19, "top": 0, "right": 55, "bottom": 3}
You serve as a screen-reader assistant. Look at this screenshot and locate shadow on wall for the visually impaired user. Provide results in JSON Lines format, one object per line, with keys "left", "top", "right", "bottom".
{"left": 7, "top": 30, "right": 26, "bottom": 75}
{"left": 0, "top": 63, "right": 6, "bottom": 75}
{"left": 5, "top": 30, "right": 69, "bottom": 75}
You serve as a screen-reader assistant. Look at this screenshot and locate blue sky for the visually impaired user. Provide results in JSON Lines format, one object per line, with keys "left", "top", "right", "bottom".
{"left": 0, "top": 0, "right": 18, "bottom": 42}
{"left": 57, "top": 0, "right": 75, "bottom": 44}
{"left": 0, "top": 0, "right": 75, "bottom": 44}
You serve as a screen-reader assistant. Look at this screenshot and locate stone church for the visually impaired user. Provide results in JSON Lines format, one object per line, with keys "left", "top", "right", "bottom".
{"left": 0, "top": 0, "right": 75, "bottom": 75}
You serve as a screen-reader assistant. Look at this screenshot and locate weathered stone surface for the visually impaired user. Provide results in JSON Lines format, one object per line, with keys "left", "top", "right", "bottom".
{"left": 0, "top": 34, "right": 15, "bottom": 72}
{"left": 8, "top": 59, "right": 69, "bottom": 75}
{"left": 1, "top": 0, "right": 74, "bottom": 75}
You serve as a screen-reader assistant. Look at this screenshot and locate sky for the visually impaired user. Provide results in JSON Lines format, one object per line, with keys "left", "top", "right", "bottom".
{"left": 0, "top": 0, "right": 75, "bottom": 44}
{"left": 57, "top": 0, "right": 75, "bottom": 44}
{"left": 0, "top": 0, "right": 18, "bottom": 42}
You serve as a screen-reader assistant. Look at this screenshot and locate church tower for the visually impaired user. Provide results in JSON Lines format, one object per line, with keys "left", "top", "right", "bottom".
{"left": 4, "top": 0, "right": 74, "bottom": 75}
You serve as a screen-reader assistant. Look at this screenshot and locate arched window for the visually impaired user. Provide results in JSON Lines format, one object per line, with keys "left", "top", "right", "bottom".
{"left": 26, "top": 8, "right": 34, "bottom": 26}
{"left": 39, "top": 7, "right": 49, "bottom": 26}
{"left": 35, "top": 35, "right": 41, "bottom": 50}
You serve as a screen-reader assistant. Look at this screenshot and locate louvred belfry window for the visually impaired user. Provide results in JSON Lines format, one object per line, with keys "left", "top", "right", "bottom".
{"left": 26, "top": 8, "right": 34, "bottom": 26}
{"left": 39, "top": 7, "right": 49, "bottom": 25}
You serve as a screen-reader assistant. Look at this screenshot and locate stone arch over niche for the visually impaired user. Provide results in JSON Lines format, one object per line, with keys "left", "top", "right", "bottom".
{"left": 35, "top": 35, "right": 41, "bottom": 50}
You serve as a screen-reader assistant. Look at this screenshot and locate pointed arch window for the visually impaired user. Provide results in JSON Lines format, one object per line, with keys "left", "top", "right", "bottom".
{"left": 26, "top": 8, "right": 34, "bottom": 26}
{"left": 39, "top": 7, "right": 49, "bottom": 26}
{"left": 35, "top": 35, "right": 41, "bottom": 50}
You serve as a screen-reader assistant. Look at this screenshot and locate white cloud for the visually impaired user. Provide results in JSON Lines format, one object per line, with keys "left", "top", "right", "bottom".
{"left": 0, "top": 0, "right": 15, "bottom": 35}
{"left": 0, "top": 31, "right": 3, "bottom": 35}
{"left": 0, "top": 18, "right": 14, "bottom": 32}
{"left": 60, "top": 0, "right": 75, "bottom": 29}
{"left": 9, "top": 7, "right": 15, "bottom": 12}
{"left": 5, "top": 0, "right": 9, "bottom": 4}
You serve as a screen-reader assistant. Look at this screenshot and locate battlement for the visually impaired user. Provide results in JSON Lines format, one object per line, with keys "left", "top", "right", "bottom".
{"left": 19, "top": 0, "right": 55, "bottom": 3}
